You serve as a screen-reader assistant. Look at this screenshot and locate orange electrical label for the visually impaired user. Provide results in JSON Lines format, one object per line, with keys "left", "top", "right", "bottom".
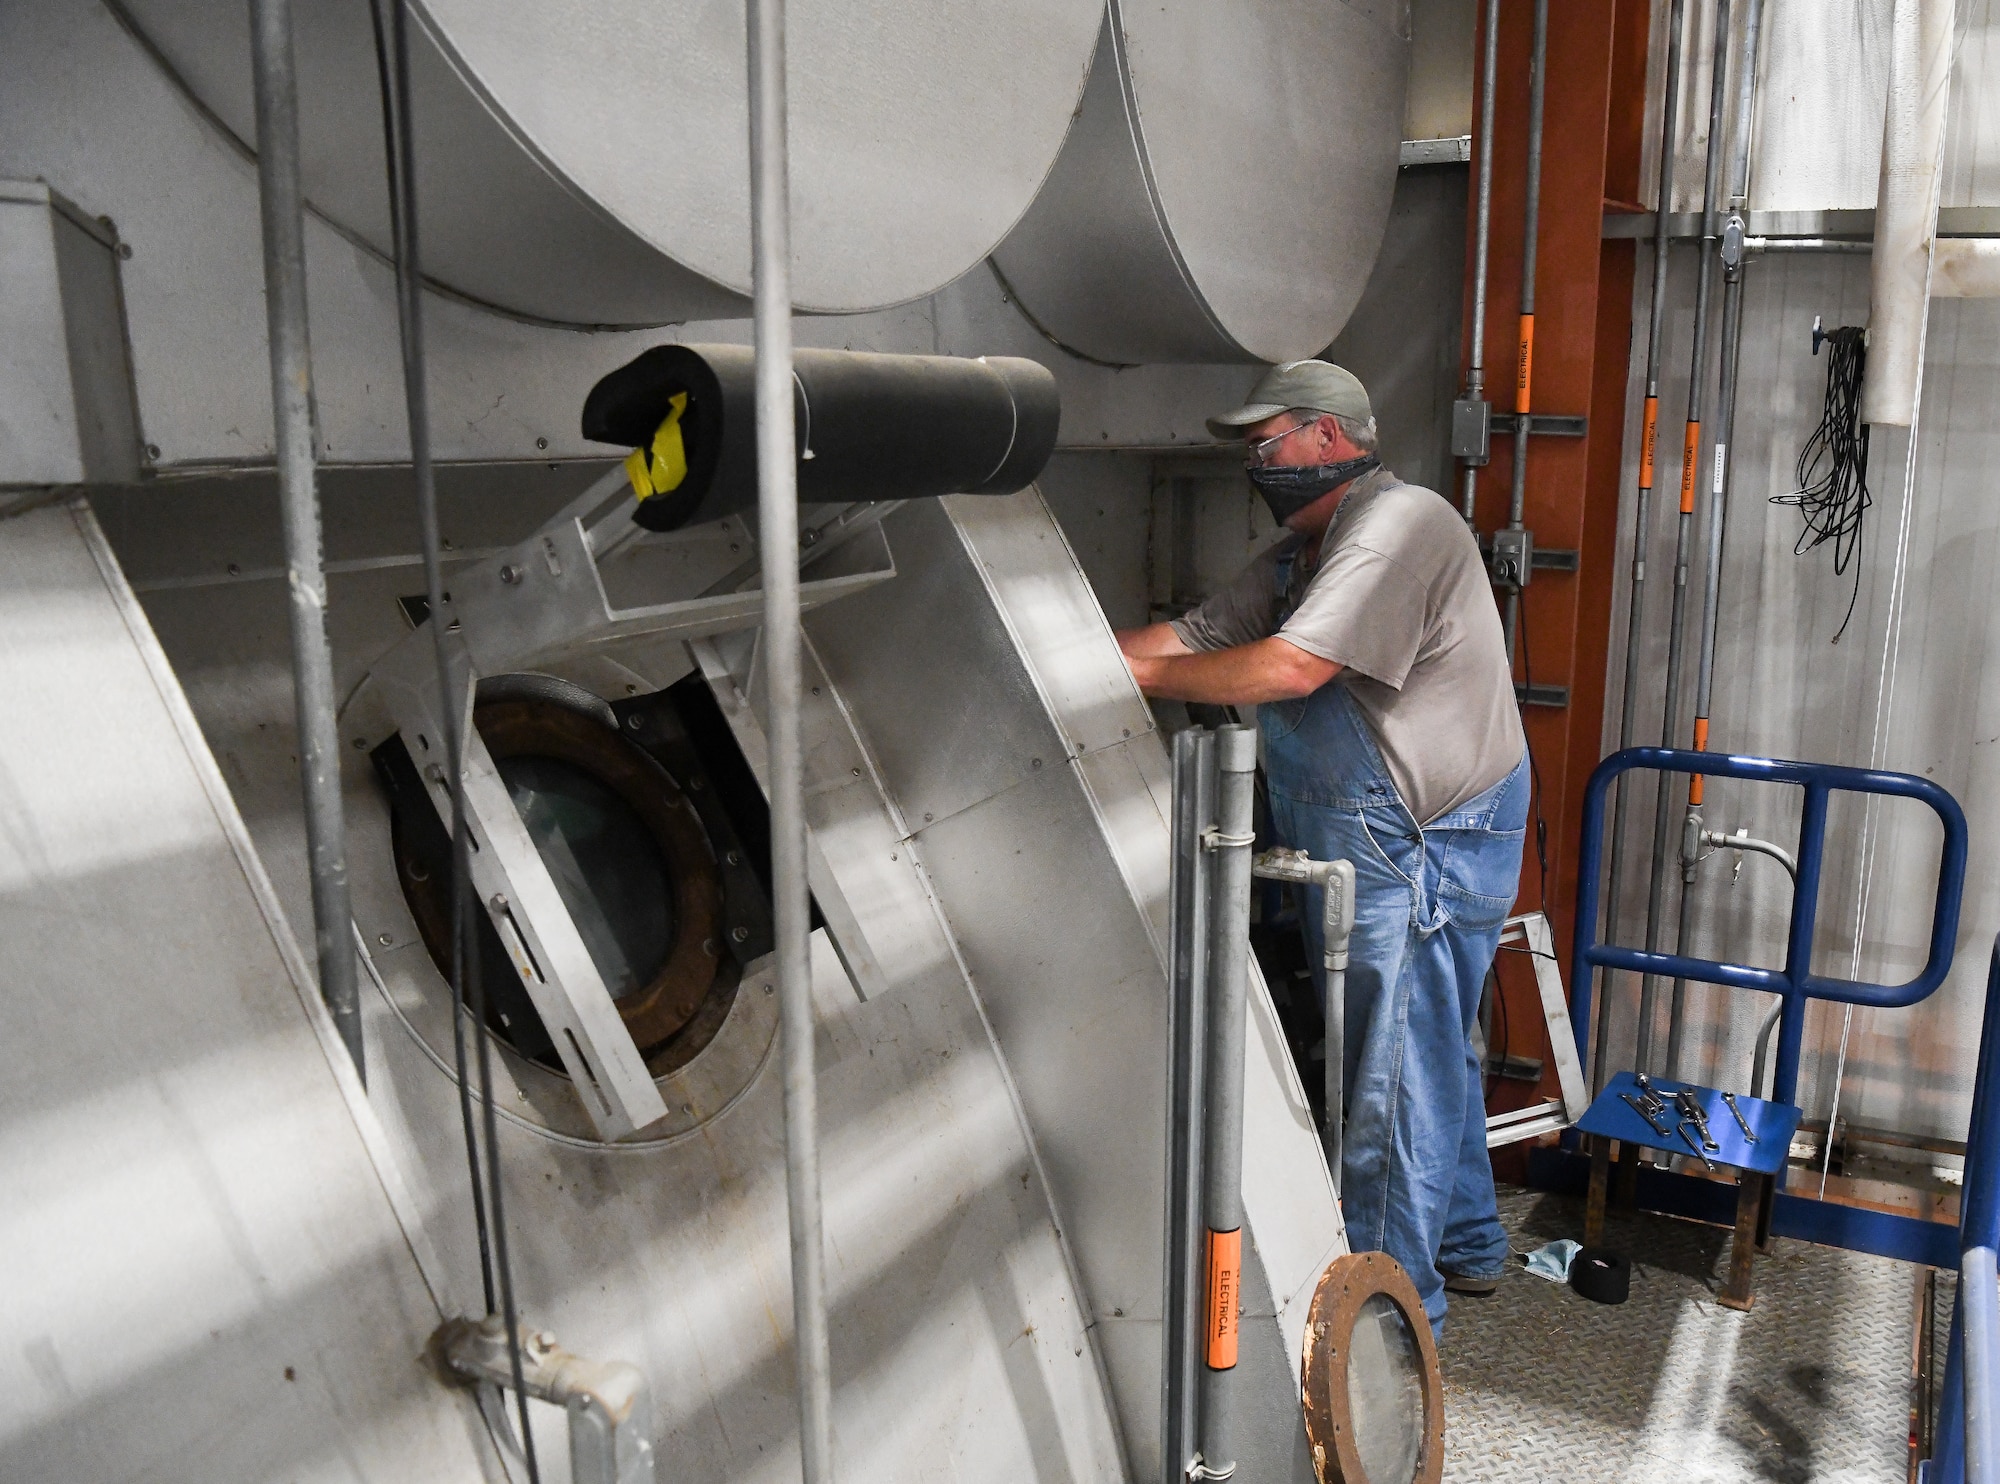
{"left": 1689, "top": 718, "right": 1710, "bottom": 804}
{"left": 1639, "top": 396, "right": 1660, "bottom": 490}
{"left": 1679, "top": 422, "right": 1701, "bottom": 514}
{"left": 1205, "top": 1228, "right": 1241, "bottom": 1370}
{"left": 1515, "top": 314, "right": 1536, "bottom": 414}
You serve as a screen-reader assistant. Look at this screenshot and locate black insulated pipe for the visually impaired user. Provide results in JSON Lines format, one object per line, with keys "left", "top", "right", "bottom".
{"left": 583, "top": 345, "right": 1062, "bottom": 532}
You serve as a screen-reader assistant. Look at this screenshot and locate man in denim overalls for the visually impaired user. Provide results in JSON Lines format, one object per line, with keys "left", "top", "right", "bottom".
{"left": 1119, "top": 360, "right": 1528, "bottom": 1335}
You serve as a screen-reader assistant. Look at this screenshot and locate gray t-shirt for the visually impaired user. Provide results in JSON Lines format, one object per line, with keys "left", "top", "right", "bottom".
{"left": 1171, "top": 469, "right": 1524, "bottom": 824}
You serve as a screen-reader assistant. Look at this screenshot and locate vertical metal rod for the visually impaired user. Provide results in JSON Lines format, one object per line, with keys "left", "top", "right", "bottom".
{"left": 1594, "top": 0, "right": 1687, "bottom": 1093}
{"left": 247, "top": 0, "right": 361, "bottom": 1081}
{"left": 1967, "top": 1244, "right": 2000, "bottom": 1484}
{"left": 1638, "top": 0, "right": 1733, "bottom": 1075}
{"left": 748, "top": 0, "right": 832, "bottom": 1476}
{"left": 1196, "top": 727, "right": 1258, "bottom": 1481}
{"left": 1460, "top": 0, "right": 1504, "bottom": 523}
{"left": 1162, "top": 731, "right": 1214, "bottom": 1484}
{"left": 1667, "top": 0, "right": 1766, "bottom": 1080}
{"left": 1501, "top": 0, "right": 1549, "bottom": 662}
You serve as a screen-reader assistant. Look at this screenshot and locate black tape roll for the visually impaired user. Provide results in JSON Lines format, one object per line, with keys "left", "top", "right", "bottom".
{"left": 582, "top": 344, "right": 1061, "bottom": 532}
{"left": 1569, "top": 1247, "right": 1631, "bottom": 1305}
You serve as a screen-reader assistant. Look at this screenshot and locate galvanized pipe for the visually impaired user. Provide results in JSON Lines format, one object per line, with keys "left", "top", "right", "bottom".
{"left": 1500, "top": 0, "right": 1549, "bottom": 663}
{"left": 1637, "top": 0, "right": 1733, "bottom": 1075}
{"left": 1667, "top": 0, "right": 1767, "bottom": 1080}
{"left": 1595, "top": 0, "right": 1688, "bottom": 1092}
{"left": 1196, "top": 726, "right": 1258, "bottom": 1482}
{"left": 247, "top": 0, "right": 361, "bottom": 1080}
{"left": 748, "top": 0, "right": 832, "bottom": 1475}
{"left": 1161, "top": 730, "right": 1214, "bottom": 1484}
{"left": 1459, "top": 0, "right": 1504, "bottom": 523}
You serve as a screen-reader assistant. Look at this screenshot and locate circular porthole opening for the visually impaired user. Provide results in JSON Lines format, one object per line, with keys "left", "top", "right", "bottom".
{"left": 1301, "top": 1251, "right": 1444, "bottom": 1484}
{"left": 384, "top": 675, "right": 738, "bottom": 1077}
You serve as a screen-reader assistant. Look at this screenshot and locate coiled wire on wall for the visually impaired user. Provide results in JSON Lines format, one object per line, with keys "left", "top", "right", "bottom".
{"left": 368, "top": 5, "right": 540, "bottom": 1477}
{"left": 1771, "top": 325, "right": 1871, "bottom": 643}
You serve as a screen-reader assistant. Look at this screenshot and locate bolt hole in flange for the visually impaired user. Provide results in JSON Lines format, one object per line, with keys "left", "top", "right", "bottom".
{"left": 375, "top": 673, "right": 773, "bottom": 1084}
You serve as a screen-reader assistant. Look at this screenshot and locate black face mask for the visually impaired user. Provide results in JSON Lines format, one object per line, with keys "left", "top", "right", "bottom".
{"left": 1245, "top": 455, "right": 1380, "bottom": 524}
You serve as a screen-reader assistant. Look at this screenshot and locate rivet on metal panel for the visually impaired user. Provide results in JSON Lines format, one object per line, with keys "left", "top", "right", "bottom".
{"left": 490, "top": 893, "right": 509, "bottom": 911}
{"left": 378, "top": 933, "right": 393, "bottom": 946}
{"left": 500, "top": 564, "right": 523, "bottom": 585}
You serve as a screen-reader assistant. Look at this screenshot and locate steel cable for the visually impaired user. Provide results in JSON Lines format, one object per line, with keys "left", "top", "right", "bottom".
{"left": 367, "top": 6, "right": 539, "bottom": 1476}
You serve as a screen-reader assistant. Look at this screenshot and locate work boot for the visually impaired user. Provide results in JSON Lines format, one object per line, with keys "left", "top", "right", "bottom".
{"left": 1440, "top": 1268, "right": 1501, "bottom": 1296}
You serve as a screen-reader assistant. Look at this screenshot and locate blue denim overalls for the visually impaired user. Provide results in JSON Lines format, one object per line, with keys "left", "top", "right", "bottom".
{"left": 1261, "top": 547, "right": 1528, "bottom": 1335}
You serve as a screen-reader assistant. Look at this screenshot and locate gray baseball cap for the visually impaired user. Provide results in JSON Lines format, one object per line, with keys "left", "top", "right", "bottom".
{"left": 1205, "top": 359, "right": 1372, "bottom": 439}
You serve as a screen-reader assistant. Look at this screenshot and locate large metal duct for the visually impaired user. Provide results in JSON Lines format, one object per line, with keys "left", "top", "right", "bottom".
{"left": 990, "top": 4, "right": 1408, "bottom": 365}
{"left": 110, "top": 0, "right": 1103, "bottom": 327}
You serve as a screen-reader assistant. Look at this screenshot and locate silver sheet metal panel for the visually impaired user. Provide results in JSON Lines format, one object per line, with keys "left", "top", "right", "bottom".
{"left": 113, "top": 0, "right": 1102, "bottom": 324}
{"left": 0, "top": 500, "right": 496, "bottom": 1483}
{"left": 992, "top": 3, "right": 1407, "bottom": 363}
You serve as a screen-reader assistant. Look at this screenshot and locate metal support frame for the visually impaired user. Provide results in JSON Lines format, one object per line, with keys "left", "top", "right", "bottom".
{"left": 436, "top": 1317, "right": 655, "bottom": 1484}
{"left": 247, "top": 0, "right": 361, "bottom": 1077}
{"left": 1483, "top": 911, "right": 1590, "bottom": 1147}
{"left": 359, "top": 478, "right": 895, "bottom": 1143}
{"left": 1572, "top": 747, "right": 1967, "bottom": 1110}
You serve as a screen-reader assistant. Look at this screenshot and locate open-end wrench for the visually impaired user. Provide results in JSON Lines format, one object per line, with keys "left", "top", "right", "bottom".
{"left": 1676, "top": 1120, "right": 1717, "bottom": 1171}
{"left": 1721, "top": 1091, "right": 1757, "bottom": 1143}
{"left": 1621, "top": 1092, "right": 1671, "bottom": 1138}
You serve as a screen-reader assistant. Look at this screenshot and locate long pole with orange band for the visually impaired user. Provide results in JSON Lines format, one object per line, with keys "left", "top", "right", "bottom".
{"left": 1636, "top": 0, "right": 1735, "bottom": 1078}
{"left": 1195, "top": 727, "right": 1259, "bottom": 1478}
{"left": 1500, "top": 0, "right": 1549, "bottom": 665}
{"left": 1666, "top": 0, "right": 1768, "bottom": 1079}
{"left": 1595, "top": 0, "right": 1688, "bottom": 1094}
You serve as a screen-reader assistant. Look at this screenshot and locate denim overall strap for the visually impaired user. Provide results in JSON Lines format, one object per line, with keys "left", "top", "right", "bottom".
{"left": 1259, "top": 673, "right": 1527, "bottom": 1336}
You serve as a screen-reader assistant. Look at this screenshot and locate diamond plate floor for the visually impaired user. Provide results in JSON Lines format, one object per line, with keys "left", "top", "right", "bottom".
{"left": 1441, "top": 1187, "right": 1923, "bottom": 1483}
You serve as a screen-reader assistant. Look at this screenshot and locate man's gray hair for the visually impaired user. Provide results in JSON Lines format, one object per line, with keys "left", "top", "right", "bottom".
{"left": 1291, "top": 406, "right": 1379, "bottom": 453}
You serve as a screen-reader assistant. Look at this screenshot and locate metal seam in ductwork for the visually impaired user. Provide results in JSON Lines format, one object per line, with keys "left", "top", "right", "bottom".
{"left": 991, "top": 2, "right": 1408, "bottom": 365}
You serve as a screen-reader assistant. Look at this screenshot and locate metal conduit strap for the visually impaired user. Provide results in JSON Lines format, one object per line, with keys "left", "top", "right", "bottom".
{"left": 748, "top": 0, "right": 835, "bottom": 1476}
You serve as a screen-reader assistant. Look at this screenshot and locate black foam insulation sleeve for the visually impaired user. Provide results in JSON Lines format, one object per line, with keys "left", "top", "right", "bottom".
{"left": 581, "top": 343, "right": 1061, "bottom": 532}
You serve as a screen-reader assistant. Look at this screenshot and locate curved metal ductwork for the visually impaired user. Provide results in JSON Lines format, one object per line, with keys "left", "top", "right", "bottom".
{"left": 990, "top": 2, "right": 1408, "bottom": 365}
{"left": 112, "top": 0, "right": 1103, "bottom": 326}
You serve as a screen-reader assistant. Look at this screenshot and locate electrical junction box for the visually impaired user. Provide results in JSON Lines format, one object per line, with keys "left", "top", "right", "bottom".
{"left": 1490, "top": 527, "right": 1533, "bottom": 588}
{"left": 0, "top": 180, "right": 141, "bottom": 492}
{"left": 1451, "top": 398, "right": 1490, "bottom": 463}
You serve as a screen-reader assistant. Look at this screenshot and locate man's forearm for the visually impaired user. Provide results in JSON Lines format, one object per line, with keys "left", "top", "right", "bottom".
{"left": 1126, "top": 636, "right": 1340, "bottom": 704}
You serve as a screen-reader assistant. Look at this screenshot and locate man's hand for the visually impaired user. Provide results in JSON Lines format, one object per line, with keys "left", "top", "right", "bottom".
{"left": 1115, "top": 624, "right": 1340, "bottom": 704}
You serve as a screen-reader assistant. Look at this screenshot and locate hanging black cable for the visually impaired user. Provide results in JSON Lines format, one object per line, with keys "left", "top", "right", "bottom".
{"left": 1772, "top": 325, "right": 1871, "bottom": 643}
{"left": 367, "top": 7, "right": 538, "bottom": 1478}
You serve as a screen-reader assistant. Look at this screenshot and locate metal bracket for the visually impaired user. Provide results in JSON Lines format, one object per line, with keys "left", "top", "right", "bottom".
{"left": 1484, "top": 912, "right": 1592, "bottom": 1148}
{"left": 362, "top": 474, "right": 901, "bottom": 1140}
{"left": 1514, "top": 681, "right": 1570, "bottom": 708}
{"left": 1489, "top": 412, "right": 1587, "bottom": 438}
{"left": 372, "top": 632, "right": 669, "bottom": 1140}
{"left": 436, "top": 1316, "right": 654, "bottom": 1484}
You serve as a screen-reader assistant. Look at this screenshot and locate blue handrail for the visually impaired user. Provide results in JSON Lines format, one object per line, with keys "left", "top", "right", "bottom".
{"left": 1932, "top": 940, "right": 2000, "bottom": 1484}
{"left": 1570, "top": 747, "right": 1969, "bottom": 1105}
